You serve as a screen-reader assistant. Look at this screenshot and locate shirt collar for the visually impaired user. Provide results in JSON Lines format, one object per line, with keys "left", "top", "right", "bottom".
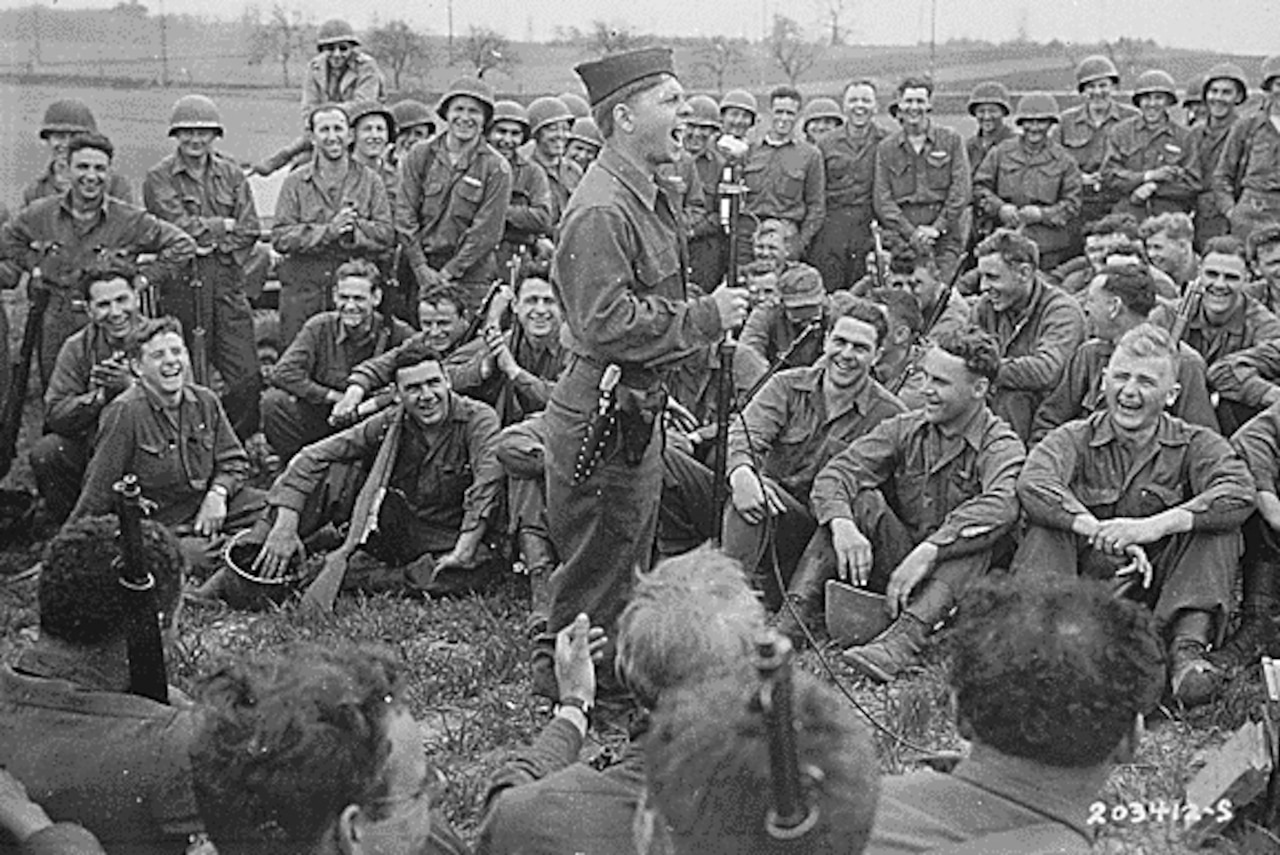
{"left": 336, "top": 315, "right": 379, "bottom": 345}
{"left": 597, "top": 146, "right": 660, "bottom": 211}
{"left": 58, "top": 188, "right": 106, "bottom": 221}
{"left": 139, "top": 381, "right": 198, "bottom": 412}
{"left": 938, "top": 403, "right": 989, "bottom": 449}
{"left": 1088, "top": 410, "right": 1189, "bottom": 449}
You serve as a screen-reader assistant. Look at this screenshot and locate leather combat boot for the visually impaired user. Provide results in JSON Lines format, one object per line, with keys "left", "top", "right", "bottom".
{"left": 517, "top": 530, "right": 558, "bottom": 637}
{"left": 841, "top": 612, "right": 929, "bottom": 683}
{"left": 1206, "top": 608, "right": 1276, "bottom": 674}
{"left": 1170, "top": 637, "right": 1223, "bottom": 708}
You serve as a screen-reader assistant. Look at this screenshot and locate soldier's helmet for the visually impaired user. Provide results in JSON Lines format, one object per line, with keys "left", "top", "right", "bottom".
{"left": 390, "top": 99, "right": 436, "bottom": 136}
{"left": 347, "top": 101, "right": 397, "bottom": 142}
{"left": 967, "top": 81, "right": 1013, "bottom": 116}
{"left": 1131, "top": 70, "right": 1178, "bottom": 106}
{"left": 40, "top": 99, "right": 98, "bottom": 139}
{"left": 1201, "top": 63, "right": 1249, "bottom": 105}
{"left": 557, "top": 92, "right": 591, "bottom": 120}
{"left": 526, "top": 96, "right": 574, "bottom": 136}
{"left": 568, "top": 117, "right": 604, "bottom": 149}
{"left": 317, "top": 19, "right": 359, "bottom": 48}
{"left": 436, "top": 77, "right": 497, "bottom": 126}
{"left": 1013, "top": 92, "right": 1061, "bottom": 125}
{"left": 168, "top": 95, "right": 224, "bottom": 137}
{"left": 720, "top": 89, "right": 759, "bottom": 119}
{"left": 491, "top": 100, "right": 531, "bottom": 140}
{"left": 801, "top": 97, "right": 845, "bottom": 130}
{"left": 685, "top": 95, "right": 722, "bottom": 129}
{"left": 1182, "top": 73, "right": 1208, "bottom": 107}
{"left": 1075, "top": 54, "right": 1121, "bottom": 91}
{"left": 1260, "top": 55, "right": 1280, "bottom": 92}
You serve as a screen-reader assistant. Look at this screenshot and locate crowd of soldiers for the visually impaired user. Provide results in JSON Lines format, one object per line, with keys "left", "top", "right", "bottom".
{"left": 5, "top": 23, "right": 1280, "bottom": 853}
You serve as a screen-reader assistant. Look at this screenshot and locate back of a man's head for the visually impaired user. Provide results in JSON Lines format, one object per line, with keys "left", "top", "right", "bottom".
{"left": 190, "top": 643, "right": 407, "bottom": 854}
{"left": 39, "top": 515, "right": 184, "bottom": 647}
{"left": 645, "top": 669, "right": 880, "bottom": 855}
{"left": 949, "top": 575, "right": 1164, "bottom": 768}
{"left": 615, "top": 546, "right": 766, "bottom": 709}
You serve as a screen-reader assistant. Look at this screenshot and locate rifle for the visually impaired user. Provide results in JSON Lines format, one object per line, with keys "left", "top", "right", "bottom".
{"left": 495, "top": 247, "right": 526, "bottom": 422}
{"left": 457, "top": 279, "right": 505, "bottom": 347}
{"left": 870, "top": 221, "right": 889, "bottom": 290}
{"left": 382, "top": 243, "right": 404, "bottom": 324}
{"left": 114, "top": 475, "right": 169, "bottom": 704}
{"left": 188, "top": 258, "right": 209, "bottom": 386}
{"left": 0, "top": 242, "right": 57, "bottom": 482}
{"left": 711, "top": 150, "right": 747, "bottom": 545}
{"left": 887, "top": 247, "right": 971, "bottom": 396}
{"left": 754, "top": 632, "right": 819, "bottom": 839}
{"left": 1169, "top": 276, "right": 1207, "bottom": 344}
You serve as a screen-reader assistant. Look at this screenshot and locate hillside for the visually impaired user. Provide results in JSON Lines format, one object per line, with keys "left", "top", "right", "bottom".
{"left": 0, "top": 3, "right": 1268, "bottom": 104}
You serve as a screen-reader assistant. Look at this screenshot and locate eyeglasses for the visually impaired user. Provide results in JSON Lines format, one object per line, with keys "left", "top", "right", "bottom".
{"left": 322, "top": 43, "right": 354, "bottom": 54}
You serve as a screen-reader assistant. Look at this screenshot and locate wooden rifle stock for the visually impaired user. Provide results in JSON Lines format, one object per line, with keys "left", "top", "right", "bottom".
{"left": 189, "top": 260, "right": 209, "bottom": 386}
{"left": 1169, "top": 277, "right": 1206, "bottom": 344}
{"left": 711, "top": 157, "right": 746, "bottom": 544}
{"left": 0, "top": 246, "right": 56, "bottom": 481}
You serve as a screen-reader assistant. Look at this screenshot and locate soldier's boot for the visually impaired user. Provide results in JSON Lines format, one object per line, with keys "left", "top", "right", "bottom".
{"left": 518, "top": 530, "right": 558, "bottom": 637}
{"left": 1170, "top": 637, "right": 1223, "bottom": 707}
{"left": 841, "top": 612, "right": 929, "bottom": 684}
{"left": 772, "top": 546, "right": 831, "bottom": 650}
{"left": 1206, "top": 607, "right": 1276, "bottom": 674}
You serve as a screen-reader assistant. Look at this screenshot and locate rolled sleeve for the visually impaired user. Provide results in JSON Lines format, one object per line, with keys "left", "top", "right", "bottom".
{"left": 1182, "top": 428, "right": 1255, "bottom": 530}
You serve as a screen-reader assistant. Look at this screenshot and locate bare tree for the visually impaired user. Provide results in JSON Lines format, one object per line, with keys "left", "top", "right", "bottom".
{"left": 692, "top": 35, "right": 747, "bottom": 92}
{"left": 462, "top": 26, "right": 516, "bottom": 79}
{"left": 366, "top": 19, "right": 431, "bottom": 89}
{"left": 246, "top": 3, "right": 310, "bottom": 88}
{"left": 589, "top": 20, "right": 650, "bottom": 56}
{"left": 767, "top": 14, "right": 821, "bottom": 85}
{"left": 819, "top": 0, "right": 851, "bottom": 47}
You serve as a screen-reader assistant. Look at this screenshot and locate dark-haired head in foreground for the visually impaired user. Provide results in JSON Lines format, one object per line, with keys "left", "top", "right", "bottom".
{"left": 191, "top": 641, "right": 468, "bottom": 855}
{"left": 869, "top": 574, "right": 1163, "bottom": 852}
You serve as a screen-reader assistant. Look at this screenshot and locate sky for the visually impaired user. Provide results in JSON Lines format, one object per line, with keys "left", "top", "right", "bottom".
{"left": 7, "top": 0, "right": 1278, "bottom": 55}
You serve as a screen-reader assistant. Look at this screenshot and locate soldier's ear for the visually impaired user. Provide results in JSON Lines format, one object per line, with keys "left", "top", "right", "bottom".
{"left": 1165, "top": 381, "right": 1181, "bottom": 409}
{"left": 372, "top": 287, "right": 383, "bottom": 309}
{"left": 972, "top": 376, "right": 990, "bottom": 401}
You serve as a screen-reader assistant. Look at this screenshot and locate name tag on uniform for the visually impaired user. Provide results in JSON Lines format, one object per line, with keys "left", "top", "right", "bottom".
{"left": 462, "top": 175, "right": 484, "bottom": 189}
{"left": 927, "top": 150, "right": 950, "bottom": 166}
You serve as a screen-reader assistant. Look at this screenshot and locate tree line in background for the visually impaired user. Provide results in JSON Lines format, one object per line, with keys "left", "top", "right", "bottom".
{"left": 0, "top": 0, "right": 1184, "bottom": 92}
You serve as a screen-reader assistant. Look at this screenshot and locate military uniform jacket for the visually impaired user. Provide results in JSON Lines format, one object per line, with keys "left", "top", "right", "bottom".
{"left": 965, "top": 124, "right": 1017, "bottom": 178}
{"left": 873, "top": 123, "right": 972, "bottom": 241}
{"left": 725, "top": 361, "right": 906, "bottom": 501}
{"left": 1212, "top": 104, "right": 1280, "bottom": 210}
{"left": 43, "top": 320, "right": 140, "bottom": 439}
{"left": 742, "top": 136, "right": 827, "bottom": 251}
{"left": 1231, "top": 400, "right": 1280, "bottom": 493}
{"left": 143, "top": 150, "right": 261, "bottom": 266}
{"left": 0, "top": 191, "right": 195, "bottom": 293}
{"left": 271, "top": 158, "right": 395, "bottom": 259}
{"left": 1018, "top": 410, "right": 1254, "bottom": 532}
{"left": 504, "top": 153, "right": 555, "bottom": 245}
{"left": 1101, "top": 116, "right": 1198, "bottom": 207}
{"left": 72, "top": 383, "right": 248, "bottom": 525}
{"left": 810, "top": 404, "right": 1025, "bottom": 561}
{"left": 1031, "top": 337, "right": 1219, "bottom": 443}
{"left": 972, "top": 277, "right": 1085, "bottom": 397}
{"left": 973, "top": 138, "right": 1083, "bottom": 253}
{"left": 1189, "top": 116, "right": 1238, "bottom": 210}
{"left": 532, "top": 149, "right": 583, "bottom": 226}
{"left": 396, "top": 137, "right": 512, "bottom": 281}
{"left": 551, "top": 146, "right": 722, "bottom": 377}
{"left": 687, "top": 145, "right": 726, "bottom": 240}
{"left": 268, "top": 395, "right": 501, "bottom": 535}
{"left": 301, "top": 50, "right": 385, "bottom": 117}
{"left": 819, "top": 123, "right": 886, "bottom": 209}
{"left": 1150, "top": 293, "right": 1280, "bottom": 369}
{"left": 1053, "top": 100, "right": 1140, "bottom": 182}
{"left": 271, "top": 311, "right": 415, "bottom": 405}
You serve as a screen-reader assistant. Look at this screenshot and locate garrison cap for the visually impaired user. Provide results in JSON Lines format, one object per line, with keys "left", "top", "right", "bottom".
{"left": 779, "top": 265, "right": 825, "bottom": 309}
{"left": 575, "top": 47, "right": 676, "bottom": 107}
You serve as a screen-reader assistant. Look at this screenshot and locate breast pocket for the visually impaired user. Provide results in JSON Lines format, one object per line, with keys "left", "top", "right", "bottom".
{"left": 454, "top": 176, "right": 486, "bottom": 215}
{"left": 1021, "top": 162, "right": 1069, "bottom": 204}
{"left": 633, "top": 242, "right": 681, "bottom": 293}
{"left": 945, "top": 464, "right": 982, "bottom": 511}
{"left": 924, "top": 151, "right": 953, "bottom": 191}
{"left": 435, "top": 462, "right": 472, "bottom": 508}
{"left": 1157, "top": 142, "right": 1186, "bottom": 168}
{"left": 184, "top": 428, "right": 216, "bottom": 492}
{"left": 782, "top": 163, "right": 806, "bottom": 198}
{"left": 135, "top": 439, "right": 179, "bottom": 491}
{"left": 885, "top": 159, "right": 916, "bottom": 198}
{"left": 1249, "top": 134, "right": 1280, "bottom": 172}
